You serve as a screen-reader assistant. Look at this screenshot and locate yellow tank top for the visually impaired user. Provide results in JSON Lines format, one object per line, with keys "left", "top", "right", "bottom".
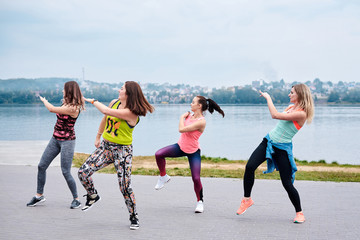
{"left": 102, "top": 100, "right": 139, "bottom": 145}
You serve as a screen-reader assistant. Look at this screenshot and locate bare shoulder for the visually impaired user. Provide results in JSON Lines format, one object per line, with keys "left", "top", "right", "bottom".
{"left": 63, "top": 104, "right": 78, "bottom": 112}
{"left": 108, "top": 99, "right": 119, "bottom": 107}
{"left": 198, "top": 118, "right": 206, "bottom": 126}
{"left": 61, "top": 104, "right": 79, "bottom": 118}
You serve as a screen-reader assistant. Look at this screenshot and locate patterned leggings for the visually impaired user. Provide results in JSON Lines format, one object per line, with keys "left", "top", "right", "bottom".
{"left": 78, "top": 140, "right": 137, "bottom": 217}
{"left": 155, "top": 143, "right": 203, "bottom": 201}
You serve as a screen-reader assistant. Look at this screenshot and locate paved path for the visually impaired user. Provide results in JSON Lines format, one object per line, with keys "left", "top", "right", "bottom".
{"left": 0, "top": 141, "right": 359, "bottom": 239}
{"left": 0, "top": 141, "right": 60, "bottom": 166}
{"left": 1, "top": 165, "right": 359, "bottom": 240}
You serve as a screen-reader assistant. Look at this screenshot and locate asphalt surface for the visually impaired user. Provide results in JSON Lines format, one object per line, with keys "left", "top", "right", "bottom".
{"left": 0, "top": 141, "right": 359, "bottom": 239}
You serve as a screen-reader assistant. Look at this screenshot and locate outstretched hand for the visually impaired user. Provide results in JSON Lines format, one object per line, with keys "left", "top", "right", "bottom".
{"left": 83, "top": 97, "right": 94, "bottom": 103}
{"left": 39, "top": 95, "right": 47, "bottom": 102}
{"left": 259, "top": 90, "right": 271, "bottom": 100}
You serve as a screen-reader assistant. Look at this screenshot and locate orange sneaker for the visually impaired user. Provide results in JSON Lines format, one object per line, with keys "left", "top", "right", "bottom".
{"left": 236, "top": 198, "right": 254, "bottom": 215}
{"left": 293, "top": 212, "right": 305, "bottom": 223}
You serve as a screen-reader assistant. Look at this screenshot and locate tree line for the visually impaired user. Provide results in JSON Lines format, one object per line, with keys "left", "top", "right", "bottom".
{"left": 2, "top": 87, "right": 360, "bottom": 104}
{"left": 1, "top": 78, "right": 360, "bottom": 104}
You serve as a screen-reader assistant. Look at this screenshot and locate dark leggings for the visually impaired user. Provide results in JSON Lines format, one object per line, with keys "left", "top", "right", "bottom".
{"left": 243, "top": 138, "right": 302, "bottom": 212}
{"left": 155, "top": 143, "right": 203, "bottom": 201}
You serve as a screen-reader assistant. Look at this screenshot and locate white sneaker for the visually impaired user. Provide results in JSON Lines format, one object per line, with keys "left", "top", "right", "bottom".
{"left": 195, "top": 200, "right": 204, "bottom": 213}
{"left": 155, "top": 174, "right": 171, "bottom": 190}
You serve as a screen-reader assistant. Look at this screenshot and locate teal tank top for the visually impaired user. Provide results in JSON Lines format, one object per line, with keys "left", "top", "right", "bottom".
{"left": 268, "top": 105, "right": 302, "bottom": 143}
{"left": 268, "top": 120, "right": 299, "bottom": 143}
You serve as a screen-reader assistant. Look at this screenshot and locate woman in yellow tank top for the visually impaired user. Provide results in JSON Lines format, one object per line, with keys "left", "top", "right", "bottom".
{"left": 79, "top": 81, "right": 154, "bottom": 230}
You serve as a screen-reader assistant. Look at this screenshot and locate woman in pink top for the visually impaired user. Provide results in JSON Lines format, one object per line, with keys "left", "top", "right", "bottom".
{"left": 155, "top": 96, "right": 224, "bottom": 213}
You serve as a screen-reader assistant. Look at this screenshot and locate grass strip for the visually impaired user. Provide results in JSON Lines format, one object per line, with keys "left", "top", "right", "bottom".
{"left": 73, "top": 153, "right": 360, "bottom": 182}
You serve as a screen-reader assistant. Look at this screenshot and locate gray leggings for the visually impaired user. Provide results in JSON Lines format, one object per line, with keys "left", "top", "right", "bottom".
{"left": 37, "top": 137, "right": 78, "bottom": 199}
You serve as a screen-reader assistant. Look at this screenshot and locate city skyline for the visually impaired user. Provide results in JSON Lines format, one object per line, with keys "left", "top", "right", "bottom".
{"left": 2, "top": 77, "right": 359, "bottom": 105}
{"left": 1, "top": 0, "right": 360, "bottom": 87}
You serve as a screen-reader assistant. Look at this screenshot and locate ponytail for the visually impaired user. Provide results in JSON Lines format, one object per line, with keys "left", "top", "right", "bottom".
{"left": 197, "top": 96, "right": 225, "bottom": 117}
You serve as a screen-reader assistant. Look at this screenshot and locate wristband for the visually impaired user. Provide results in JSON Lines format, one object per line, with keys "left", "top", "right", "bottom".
{"left": 91, "top": 99, "right": 98, "bottom": 104}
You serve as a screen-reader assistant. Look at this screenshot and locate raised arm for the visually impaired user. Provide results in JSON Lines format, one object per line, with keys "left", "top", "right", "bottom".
{"left": 84, "top": 98, "right": 138, "bottom": 126}
{"left": 39, "top": 96, "right": 78, "bottom": 118}
{"left": 259, "top": 91, "right": 306, "bottom": 122}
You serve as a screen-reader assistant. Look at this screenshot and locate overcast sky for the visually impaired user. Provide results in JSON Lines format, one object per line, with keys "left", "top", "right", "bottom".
{"left": 1, "top": 0, "right": 359, "bottom": 87}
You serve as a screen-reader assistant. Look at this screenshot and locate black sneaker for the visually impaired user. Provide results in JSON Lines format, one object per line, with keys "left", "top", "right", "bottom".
{"left": 70, "top": 199, "right": 81, "bottom": 209}
{"left": 26, "top": 196, "right": 46, "bottom": 207}
{"left": 129, "top": 215, "right": 139, "bottom": 230}
{"left": 82, "top": 193, "right": 101, "bottom": 211}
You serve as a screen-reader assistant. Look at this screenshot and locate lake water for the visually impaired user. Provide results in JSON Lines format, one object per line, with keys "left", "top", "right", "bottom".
{"left": 0, "top": 104, "right": 359, "bottom": 165}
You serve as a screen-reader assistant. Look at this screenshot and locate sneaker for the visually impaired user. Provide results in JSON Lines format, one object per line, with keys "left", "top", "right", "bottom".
{"left": 82, "top": 192, "right": 101, "bottom": 211}
{"left": 26, "top": 195, "right": 46, "bottom": 207}
{"left": 293, "top": 212, "right": 305, "bottom": 223}
{"left": 195, "top": 200, "right": 204, "bottom": 213}
{"left": 154, "top": 174, "right": 171, "bottom": 190}
{"left": 236, "top": 197, "right": 254, "bottom": 215}
{"left": 70, "top": 199, "right": 81, "bottom": 209}
{"left": 129, "top": 215, "right": 140, "bottom": 230}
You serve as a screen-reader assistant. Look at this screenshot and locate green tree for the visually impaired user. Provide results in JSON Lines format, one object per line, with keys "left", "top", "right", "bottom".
{"left": 268, "top": 89, "right": 289, "bottom": 104}
{"left": 211, "top": 89, "right": 234, "bottom": 104}
{"left": 313, "top": 78, "right": 323, "bottom": 93}
{"left": 343, "top": 89, "right": 360, "bottom": 103}
{"left": 327, "top": 91, "right": 340, "bottom": 103}
{"left": 234, "top": 87, "right": 260, "bottom": 104}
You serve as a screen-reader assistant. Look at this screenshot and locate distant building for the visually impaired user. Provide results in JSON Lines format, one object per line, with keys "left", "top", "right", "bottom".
{"left": 252, "top": 80, "right": 260, "bottom": 89}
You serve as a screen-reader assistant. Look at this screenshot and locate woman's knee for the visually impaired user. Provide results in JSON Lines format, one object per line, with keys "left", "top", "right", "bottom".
{"left": 245, "top": 163, "right": 257, "bottom": 173}
{"left": 281, "top": 178, "right": 294, "bottom": 190}
{"left": 155, "top": 151, "right": 162, "bottom": 160}
{"left": 155, "top": 149, "right": 167, "bottom": 160}
{"left": 192, "top": 175, "right": 201, "bottom": 185}
{"left": 119, "top": 183, "right": 132, "bottom": 195}
{"left": 61, "top": 165, "right": 72, "bottom": 176}
{"left": 78, "top": 168, "right": 88, "bottom": 180}
{"left": 37, "top": 163, "right": 47, "bottom": 172}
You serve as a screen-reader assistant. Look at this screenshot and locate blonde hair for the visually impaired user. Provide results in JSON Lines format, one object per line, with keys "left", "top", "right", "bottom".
{"left": 293, "top": 84, "right": 314, "bottom": 124}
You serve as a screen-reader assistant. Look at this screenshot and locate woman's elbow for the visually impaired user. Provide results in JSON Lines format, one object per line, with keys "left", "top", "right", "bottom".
{"left": 102, "top": 108, "right": 110, "bottom": 115}
{"left": 271, "top": 113, "right": 279, "bottom": 119}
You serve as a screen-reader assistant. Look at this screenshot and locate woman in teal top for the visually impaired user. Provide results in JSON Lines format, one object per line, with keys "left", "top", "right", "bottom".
{"left": 78, "top": 81, "right": 154, "bottom": 230}
{"left": 236, "top": 84, "right": 314, "bottom": 224}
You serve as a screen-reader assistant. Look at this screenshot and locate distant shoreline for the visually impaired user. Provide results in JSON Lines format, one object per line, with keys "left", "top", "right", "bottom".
{"left": 1, "top": 102, "right": 360, "bottom": 106}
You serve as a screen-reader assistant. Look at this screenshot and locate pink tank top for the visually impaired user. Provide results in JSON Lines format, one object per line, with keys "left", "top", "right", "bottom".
{"left": 178, "top": 115, "right": 204, "bottom": 154}
{"left": 53, "top": 113, "right": 78, "bottom": 141}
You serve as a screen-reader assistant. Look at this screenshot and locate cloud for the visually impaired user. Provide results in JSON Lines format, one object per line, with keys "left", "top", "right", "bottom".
{"left": 1, "top": 0, "right": 360, "bottom": 87}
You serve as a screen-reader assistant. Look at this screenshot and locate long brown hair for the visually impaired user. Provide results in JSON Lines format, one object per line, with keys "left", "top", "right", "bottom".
{"left": 63, "top": 81, "right": 85, "bottom": 110}
{"left": 196, "top": 96, "right": 225, "bottom": 117}
{"left": 293, "top": 84, "right": 314, "bottom": 124}
{"left": 125, "top": 81, "right": 154, "bottom": 116}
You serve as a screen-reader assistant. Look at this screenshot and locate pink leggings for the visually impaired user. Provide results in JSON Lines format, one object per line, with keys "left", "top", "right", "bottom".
{"left": 155, "top": 143, "right": 203, "bottom": 201}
